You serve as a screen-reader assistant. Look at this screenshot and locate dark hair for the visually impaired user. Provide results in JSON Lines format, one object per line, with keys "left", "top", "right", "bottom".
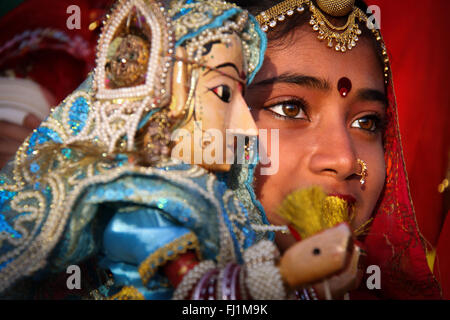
{"left": 231, "top": 0, "right": 386, "bottom": 78}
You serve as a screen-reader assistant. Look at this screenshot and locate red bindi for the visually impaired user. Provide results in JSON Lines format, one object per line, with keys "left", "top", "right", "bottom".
{"left": 338, "top": 77, "right": 352, "bottom": 97}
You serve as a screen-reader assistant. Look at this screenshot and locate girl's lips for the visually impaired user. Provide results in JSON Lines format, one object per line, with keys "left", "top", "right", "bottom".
{"left": 328, "top": 193, "right": 357, "bottom": 206}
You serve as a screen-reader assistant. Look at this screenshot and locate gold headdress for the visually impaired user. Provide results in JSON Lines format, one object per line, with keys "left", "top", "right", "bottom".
{"left": 63, "top": 0, "right": 175, "bottom": 154}
{"left": 61, "top": 0, "right": 265, "bottom": 157}
{"left": 256, "top": 0, "right": 390, "bottom": 83}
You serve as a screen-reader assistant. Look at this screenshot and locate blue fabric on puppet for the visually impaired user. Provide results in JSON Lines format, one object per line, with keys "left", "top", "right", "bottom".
{"left": 0, "top": 0, "right": 268, "bottom": 299}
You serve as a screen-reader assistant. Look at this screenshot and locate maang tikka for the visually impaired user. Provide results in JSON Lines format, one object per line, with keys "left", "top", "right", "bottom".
{"left": 255, "top": 0, "right": 391, "bottom": 84}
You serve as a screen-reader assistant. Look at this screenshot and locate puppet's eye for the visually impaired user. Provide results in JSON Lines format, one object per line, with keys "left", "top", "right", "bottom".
{"left": 210, "top": 85, "right": 231, "bottom": 103}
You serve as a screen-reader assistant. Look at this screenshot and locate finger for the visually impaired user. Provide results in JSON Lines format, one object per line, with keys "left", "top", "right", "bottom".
{"left": 0, "top": 120, "right": 34, "bottom": 142}
{"left": 329, "top": 244, "right": 361, "bottom": 295}
{"left": 340, "top": 245, "right": 361, "bottom": 290}
{"left": 23, "top": 114, "right": 42, "bottom": 130}
{"left": 311, "top": 244, "right": 361, "bottom": 299}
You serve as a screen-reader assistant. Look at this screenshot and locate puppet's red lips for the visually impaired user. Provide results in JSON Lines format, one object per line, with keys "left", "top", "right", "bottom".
{"left": 328, "top": 193, "right": 357, "bottom": 206}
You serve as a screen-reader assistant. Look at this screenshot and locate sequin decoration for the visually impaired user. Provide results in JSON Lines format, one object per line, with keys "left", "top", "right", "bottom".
{"left": 172, "top": 0, "right": 195, "bottom": 19}
{"left": 27, "top": 127, "right": 63, "bottom": 155}
{"left": 61, "top": 148, "right": 73, "bottom": 159}
{"left": 0, "top": 190, "right": 17, "bottom": 211}
{"left": 0, "top": 216, "right": 22, "bottom": 239}
{"left": 157, "top": 198, "right": 168, "bottom": 209}
{"left": 68, "top": 96, "right": 90, "bottom": 136}
{"left": 30, "top": 162, "right": 40, "bottom": 174}
{"left": 0, "top": 258, "right": 13, "bottom": 271}
{"left": 0, "top": 195, "right": 22, "bottom": 241}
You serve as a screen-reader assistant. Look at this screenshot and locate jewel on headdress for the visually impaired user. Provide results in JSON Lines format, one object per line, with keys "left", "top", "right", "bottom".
{"left": 95, "top": 0, "right": 173, "bottom": 101}
{"left": 337, "top": 77, "right": 352, "bottom": 97}
{"left": 106, "top": 34, "right": 150, "bottom": 89}
{"left": 256, "top": 0, "right": 365, "bottom": 56}
{"left": 316, "top": 0, "right": 355, "bottom": 17}
{"left": 255, "top": 0, "right": 390, "bottom": 84}
{"left": 65, "top": 0, "right": 174, "bottom": 154}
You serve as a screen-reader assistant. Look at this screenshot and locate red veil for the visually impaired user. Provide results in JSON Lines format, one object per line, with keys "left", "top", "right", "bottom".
{"left": 351, "top": 0, "right": 446, "bottom": 300}
{"left": 357, "top": 75, "right": 442, "bottom": 299}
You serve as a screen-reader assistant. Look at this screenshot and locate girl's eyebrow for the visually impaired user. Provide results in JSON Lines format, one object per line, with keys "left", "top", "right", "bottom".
{"left": 251, "top": 73, "right": 387, "bottom": 108}
{"left": 251, "top": 73, "right": 331, "bottom": 91}
{"left": 355, "top": 88, "right": 388, "bottom": 109}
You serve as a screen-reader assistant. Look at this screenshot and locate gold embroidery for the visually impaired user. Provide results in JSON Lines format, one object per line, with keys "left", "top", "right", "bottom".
{"left": 0, "top": 173, "right": 66, "bottom": 293}
{"left": 109, "top": 286, "right": 145, "bottom": 300}
{"left": 426, "top": 247, "right": 436, "bottom": 272}
{"left": 138, "top": 232, "right": 201, "bottom": 285}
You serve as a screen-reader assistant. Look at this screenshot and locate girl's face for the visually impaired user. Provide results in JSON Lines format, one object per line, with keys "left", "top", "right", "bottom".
{"left": 246, "top": 25, "right": 387, "bottom": 250}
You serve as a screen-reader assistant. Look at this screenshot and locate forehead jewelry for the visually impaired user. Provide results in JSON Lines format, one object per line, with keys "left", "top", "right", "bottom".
{"left": 255, "top": 0, "right": 391, "bottom": 84}
{"left": 337, "top": 77, "right": 352, "bottom": 97}
{"left": 356, "top": 158, "right": 368, "bottom": 186}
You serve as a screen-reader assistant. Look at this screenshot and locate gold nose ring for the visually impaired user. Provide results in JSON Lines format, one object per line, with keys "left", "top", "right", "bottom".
{"left": 357, "top": 159, "right": 368, "bottom": 186}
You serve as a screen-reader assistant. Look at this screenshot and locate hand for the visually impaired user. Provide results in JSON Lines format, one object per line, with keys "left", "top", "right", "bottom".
{"left": 0, "top": 114, "right": 41, "bottom": 169}
{"left": 311, "top": 243, "right": 363, "bottom": 300}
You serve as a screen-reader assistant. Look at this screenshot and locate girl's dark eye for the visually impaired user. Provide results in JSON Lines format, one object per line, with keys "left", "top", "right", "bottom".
{"left": 351, "top": 115, "right": 381, "bottom": 133}
{"left": 210, "top": 84, "right": 231, "bottom": 103}
{"left": 265, "top": 100, "right": 308, "bottom": 120}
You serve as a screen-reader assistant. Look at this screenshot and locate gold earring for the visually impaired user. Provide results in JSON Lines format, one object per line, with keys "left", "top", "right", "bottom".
{"left": 357, "top": 159, "right": 367, "bottom": 186}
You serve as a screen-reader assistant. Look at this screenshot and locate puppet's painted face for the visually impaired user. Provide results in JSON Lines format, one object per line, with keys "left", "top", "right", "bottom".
{"left": 172, "top": 33, "right": 258, "bottom": 171}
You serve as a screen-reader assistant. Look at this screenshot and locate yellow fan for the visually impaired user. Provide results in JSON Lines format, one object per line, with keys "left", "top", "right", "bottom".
{"left": 277, "top": 186, "right": 366, "bottom": 240}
